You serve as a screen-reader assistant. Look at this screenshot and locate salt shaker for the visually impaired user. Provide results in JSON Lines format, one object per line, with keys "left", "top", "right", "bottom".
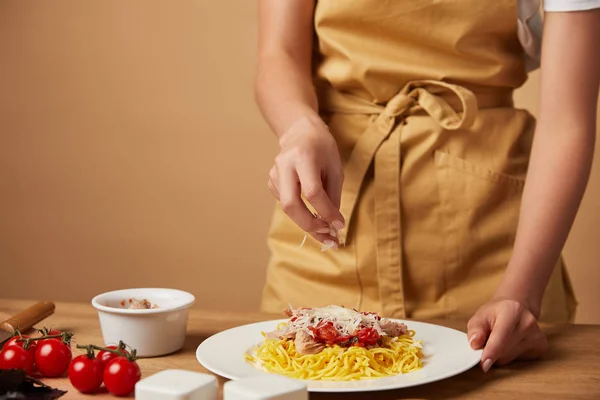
{"left": 223, "top": 375, "right": 308, "bottom": 400}
{"left": 135, "top": 369, "right": 218, "bottom": 400}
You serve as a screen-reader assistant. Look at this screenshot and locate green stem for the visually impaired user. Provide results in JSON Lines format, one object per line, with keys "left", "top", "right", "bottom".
{"left": 76, "top": 341, "right": 137, "bottom": 362}
{"left": 18, "top": 334, "right": 63, "bottom": 342}
{"left": 75, "top": 344, "right": 97, "bottom": 358}
{"left": 17, "top": 331, "right": 74, "bottom": 347}
{"left": 17, "top": 334, "right": 56, "bottom": 350}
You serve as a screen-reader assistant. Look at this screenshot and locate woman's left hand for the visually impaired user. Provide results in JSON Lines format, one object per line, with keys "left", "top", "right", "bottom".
{"left": 467, "top": 298, "right": 548, "bottom": 373}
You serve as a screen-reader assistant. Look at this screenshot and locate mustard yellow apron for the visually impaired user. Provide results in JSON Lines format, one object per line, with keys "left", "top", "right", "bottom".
{"left": 261, "top": 0, "right": 577, "bottom": 323}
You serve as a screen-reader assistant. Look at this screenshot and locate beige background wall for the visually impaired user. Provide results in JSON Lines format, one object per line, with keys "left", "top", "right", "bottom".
{"left": 1, "top": 1, "right": 598, "bottom": 323}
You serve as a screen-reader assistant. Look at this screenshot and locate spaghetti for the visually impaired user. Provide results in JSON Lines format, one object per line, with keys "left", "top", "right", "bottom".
{"left": 245, "top": 306, "right": 423, "bottom": 380}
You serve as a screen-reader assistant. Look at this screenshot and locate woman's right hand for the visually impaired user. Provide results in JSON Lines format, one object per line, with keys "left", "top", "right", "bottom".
{"left": 268, "top": 116, "right": 345, "bottom": 246}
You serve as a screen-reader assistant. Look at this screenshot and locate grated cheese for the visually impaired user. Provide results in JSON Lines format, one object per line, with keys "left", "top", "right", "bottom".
{"left": 299, "top": 235, "right": 308, "bottom": 248}
{"left": 297, "top": 212, "right": 346, "bottom": 251}
{"left": 320, "top": 241, "right": 337, "bottom": 251}
{"left": 285, "top": 305, "right": 386, "bottom": 337}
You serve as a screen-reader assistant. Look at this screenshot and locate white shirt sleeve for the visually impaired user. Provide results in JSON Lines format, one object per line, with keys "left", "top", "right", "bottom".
{"left": 544, "top": 0, "right": 600, "bottom": 11}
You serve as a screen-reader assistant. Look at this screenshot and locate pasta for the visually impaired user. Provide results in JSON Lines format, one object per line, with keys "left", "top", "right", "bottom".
{"left": 244, "top": 306, "right": 423, "bottom": 381}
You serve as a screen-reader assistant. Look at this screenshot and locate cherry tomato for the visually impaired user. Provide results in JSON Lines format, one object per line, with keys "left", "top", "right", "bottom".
{"left": 310, "top": 322, "right": 341, "bottom": 345}
{"left": 3, "top": 336, "right": 37, "bottom": 371}
{"left": 357, "top": 327, "right": 380, "bottom": 346}
{"left": 0, "top": 346, "right": 35, "bottom": 374}
{"left": 68, "top": 354, "right": 104, "bottom": 394}
{"left": 103, "top": 357, "right": 141, "bottom": 396}
{"left": 97, "top": 345, "right": 130, "bottom": 370}
{"left": 35, "top": 339, "right": 72, "bottom": 377}
{"left": 334, "top": 335, "right": 354, "bottom": 345}
{"left": 4, "top": 336, "right": 38, "bottom": 354}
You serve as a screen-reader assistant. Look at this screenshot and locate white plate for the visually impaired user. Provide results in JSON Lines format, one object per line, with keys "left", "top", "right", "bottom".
{"left": 196, "top": 319, "right": 482, "bottom": 392}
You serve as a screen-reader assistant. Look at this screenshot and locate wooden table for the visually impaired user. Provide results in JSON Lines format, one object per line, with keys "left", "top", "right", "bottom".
{"left": 1, "top": 299, "right": 599, "bottom": 399}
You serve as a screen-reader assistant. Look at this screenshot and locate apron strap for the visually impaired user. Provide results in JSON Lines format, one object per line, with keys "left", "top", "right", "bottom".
{"left": 319, "top": 80, "right": 478, "bottom": 316}
{"left": 336, "top": 80, "right": 479, "bottom": 234}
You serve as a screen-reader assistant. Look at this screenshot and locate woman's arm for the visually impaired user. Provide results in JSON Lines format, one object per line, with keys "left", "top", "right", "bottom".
{"left": 257, "top": 0, "right": 345, "bottom": 242}
{"left": 256, "top": 0, "right": 319, "bottom": 136}
{"left": 494, "top": 8, "right": 600, "bottom": 315}
{"left": 468, "top": 8, "right": 600, "bottom": 372}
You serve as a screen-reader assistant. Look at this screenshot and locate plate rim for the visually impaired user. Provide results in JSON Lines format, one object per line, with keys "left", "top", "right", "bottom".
{"left": 196, "top": 318, "right": 483, "bottom": 392}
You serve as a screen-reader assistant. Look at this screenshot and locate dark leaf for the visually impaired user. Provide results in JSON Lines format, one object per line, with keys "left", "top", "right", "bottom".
{"left": 0, "top": 369, "right": 66, "bottom": 399}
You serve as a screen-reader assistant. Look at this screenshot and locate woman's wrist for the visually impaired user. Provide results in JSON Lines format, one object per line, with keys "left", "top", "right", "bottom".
{"left": 277, "top": 112, "right": 329, "bottom": 147}
{"left": 493, "top": 272, "right": 545, "bottom": 318}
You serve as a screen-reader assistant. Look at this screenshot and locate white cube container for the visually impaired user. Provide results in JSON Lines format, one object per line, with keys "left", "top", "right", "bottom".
{"left": 135, "top": 369, "right": 218, "bottom": 400}
{"left": 224, "top": 375, "right": 308, "bottom": 400}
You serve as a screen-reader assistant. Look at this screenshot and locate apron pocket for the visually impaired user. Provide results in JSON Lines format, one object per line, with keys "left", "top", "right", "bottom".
{"left": 434, "top": 150, "right": 525, "bottom": 295}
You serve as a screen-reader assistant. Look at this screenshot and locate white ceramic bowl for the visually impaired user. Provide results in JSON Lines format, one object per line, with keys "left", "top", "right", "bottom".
{"left": 91, "top": 288, "right": 195, "bottom": 357}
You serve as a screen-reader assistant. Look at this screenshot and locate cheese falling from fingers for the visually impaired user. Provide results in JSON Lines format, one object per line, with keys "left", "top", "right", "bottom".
{"left": 299, "top": 215, "right": 345, "bottom": 251}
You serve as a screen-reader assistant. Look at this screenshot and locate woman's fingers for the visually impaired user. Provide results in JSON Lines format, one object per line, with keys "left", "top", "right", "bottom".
{"left": 271, "top": 163, "right": 338, "bottom": 242}
{"left": 268, "top": 167, "right": 281, "bottom": 200}
{"left": 324, "top": 164, "right": 344, "bottom": 211}
{"left": 466, "top": 312, "right": 491, "bottom": 350}
{"left": 269, "top": 117, "right": 345, "bottom": 240}
{"left": 268, "top": 179, "right": 280, "bottom": 200}
{"left": 311, "top": 232, "right": 339, "bottom": 247}
{"left": 277, "top": 163, "right": 330, "bottom": 234}
{"left": 495, "top": 314, "right": 548, "bottom": 366}
{"left": 471, "top": 300, "right": 547, "bottom": 373}
{"left": 480, "top": 306, "right": 521, "bottom": 372}
{"left": 297, "top": 162, "right": 344, "bottom": 230}
{"left": 270, "top": 162, "right": 341, "bottom": 245}
{"left": 517, "top": 331, "right": 549, "bottom": 361}
{"left": 495, "top": 330, "right": 548, "bottom": 366}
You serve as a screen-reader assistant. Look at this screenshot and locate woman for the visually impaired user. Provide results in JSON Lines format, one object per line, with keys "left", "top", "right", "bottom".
{"left": 256, "top": 0, "right": 600, "bottom": 372}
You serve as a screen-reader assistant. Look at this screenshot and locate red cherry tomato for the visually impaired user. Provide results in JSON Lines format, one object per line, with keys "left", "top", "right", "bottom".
{"left": 103, "top": 357, "right": 141, "bottom": 396}
{"left": 4, "top": 336, "right": 38, "bottom": 354}
{"left": 0, "top": 346, "right": 35, "bottom": 374}
{"left": 97, "top": 345, "right": 130, "bottom": 370}
{"left": 35, "top": 339, "right": 72, "bottom": 377}
{"left": 320, "top": 326, "right": 340, "bottom": 344}
{"left": 68, "top": 354, "right": 104, "bottom": 394}
{"left": 357, "top": 327, "right": 380, "bottom": 346}
{"left": 309, "top": 322, "right": 340, "bottom": 345}
{"left": 334, "top": 335, "right": 354, "bottom": 345}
